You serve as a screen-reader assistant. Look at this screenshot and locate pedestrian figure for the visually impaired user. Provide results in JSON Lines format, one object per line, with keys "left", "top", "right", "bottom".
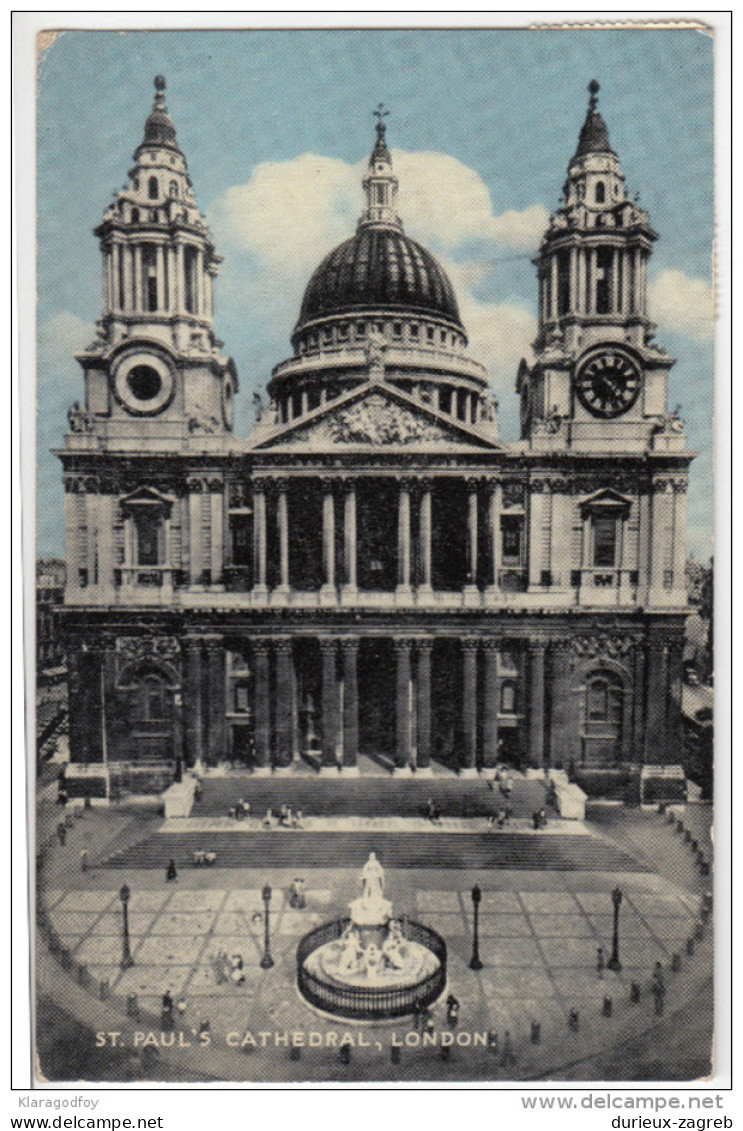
{"left": 193, "top": 779, "right": 202, "bottom": 800}
{"left": 166, "top": 858, "right": 178, "bottom": 882}
{"left": 198, "top": 1019, "right": 210, "bottom": 1036}
{"left": 532, "top": 810, "right": 540, "bottom": 830}
{"left": 57, "top": 786, "right": 68, "bottom": 806}
{"left": 292, "top": 808, "right": 304, "bottom": 829}
{"left": 568, "top": 1008, "right": 579, "bottom": 1032}
{"left": 501, "top": 1030, "right": 516, "bottom": 1067}
{"left": 176, "top": 997, "right": 187, "bottom": 1020}
{"left": 597, "top": 946, "right": 605, "bottom": 979}
{"left": 57, "top": 822, "right": 67, "bottom": 846}
{"left": 263, "top": 807, "right": 274, "bottom": 828}
{"left": 497, "top": 808, "right": 506, "bottom": 829}
{"left": 80, "top": 849, "right": 88, "bottom": 872}
{"left": 240, "top": 798, "right": 251, "bottom": 818}
{"left": 652, "top": 962, "right": 666, "bottom": 1015}
{"left": 500, "top": 776, "right": 513, "bottom": 800}
{"left": 204, "top": 850, "right": 216, "bottom": 866}
{"left": 505, "top": 803, "right": 513, "bottom": 823}
{"left": 412, "top": 1000, "right": 423, "bottom": 1032}
{"left": 538, "top": 807, "right": 547, "bottom": 829}
{"left": 161, "top": 991, "right": 174, "bottom": 1030}
{"left": 487, "top": 1030, "right": 499, "bottom": 1056}
{"left": 446, "top": 993, "right": 460, "bottom": 1028}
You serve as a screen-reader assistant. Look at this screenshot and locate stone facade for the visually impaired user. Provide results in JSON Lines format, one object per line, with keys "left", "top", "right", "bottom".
{"left": 58, "top": 80, "right": 692, "bottom": 789}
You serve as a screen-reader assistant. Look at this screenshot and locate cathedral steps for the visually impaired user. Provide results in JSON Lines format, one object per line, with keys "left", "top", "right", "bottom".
{"left": 99, "top": 828, "right": 648, "bottom": 873}
{"left": 191, "top": 773, "right": 547, "bottom": 820}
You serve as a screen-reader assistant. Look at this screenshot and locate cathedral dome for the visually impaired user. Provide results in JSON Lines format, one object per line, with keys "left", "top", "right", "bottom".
{"left": 297, "top": 227, "right": 463, "bottom": 329}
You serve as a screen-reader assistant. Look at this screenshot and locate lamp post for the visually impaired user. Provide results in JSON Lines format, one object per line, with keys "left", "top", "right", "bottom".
{"left": 607, "top": 885, "right": 623, "bottom": 972}
{"left": 260, "top": 884, "right": 274, "bottom": 969}
{"left": 469, "top": 884, "right": 483, "bottom": 970}
{"left": 119, "top": 883, "right": 134, "bottom": 970}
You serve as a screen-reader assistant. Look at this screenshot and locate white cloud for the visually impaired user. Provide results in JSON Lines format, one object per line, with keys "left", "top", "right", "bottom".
{"left": 38, "top": 310, "right": 96, "bottom": 377}
{"left": 648, "top": 270, "right": 715, "bottom": 342}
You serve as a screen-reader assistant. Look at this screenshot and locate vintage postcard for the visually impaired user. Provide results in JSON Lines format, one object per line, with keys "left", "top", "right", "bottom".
{"left": 27, "top": 22, "right": 719, "bottom": 1086}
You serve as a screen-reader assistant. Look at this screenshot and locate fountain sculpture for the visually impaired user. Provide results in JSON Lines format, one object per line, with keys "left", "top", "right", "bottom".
{"left": 296, "top": 852, "right": 447, "bottom": 1020}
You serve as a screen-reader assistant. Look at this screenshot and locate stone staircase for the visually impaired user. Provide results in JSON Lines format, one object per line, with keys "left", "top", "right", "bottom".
{"left": 100, "top": 827, "right": 648, "bottom": 872}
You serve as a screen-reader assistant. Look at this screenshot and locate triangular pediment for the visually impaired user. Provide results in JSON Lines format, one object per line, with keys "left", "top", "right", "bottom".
{"left": 580, "top": 487, "right": 632, "bottom": 512}
{"left": 249, "top": 383, "right": 501, "bottom": 452}
{"left": 119, "top": 485, "right": 174, "bottom": 510}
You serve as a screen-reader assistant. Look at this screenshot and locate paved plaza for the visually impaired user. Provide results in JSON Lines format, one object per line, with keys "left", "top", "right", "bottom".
{"left": 36, "top": 797, "right": 714, "bottom": 1083}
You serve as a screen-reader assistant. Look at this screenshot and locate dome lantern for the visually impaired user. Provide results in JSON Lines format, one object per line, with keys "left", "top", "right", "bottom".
{"left": 360, "top": 104, "right": 402, "bottom": 231}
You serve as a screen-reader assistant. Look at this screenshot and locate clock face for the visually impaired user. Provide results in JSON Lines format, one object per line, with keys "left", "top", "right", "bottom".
{"left": 113, "top": 352, "right": 174, "bottom": 415}
{"left": 575, "top": 351, "right": 641, "bottom": 418}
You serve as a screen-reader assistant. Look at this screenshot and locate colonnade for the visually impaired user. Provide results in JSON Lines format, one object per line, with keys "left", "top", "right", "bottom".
{"left": 103, "top": 237, "right": 213, "bottom": 319}
{"left": 180, "top": 634, "right": 552, "bottom": 774}
{"left": 250, "top": 476, "right": 509, "bottom": 599}
{"left": 540, "top": 243, "right": 648, "bottom": 323}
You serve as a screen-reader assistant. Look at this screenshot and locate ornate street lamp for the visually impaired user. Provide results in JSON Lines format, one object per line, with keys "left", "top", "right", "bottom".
{"left": 119, "top": 883, "right": 134, "bottom": 970}
{"left": 469, "top": 884, "right": 483, "bottom": 971}
{"left": 260, "top": 884, "right": 274, "bottom": 969}
{"left": 607, "top": 885, "right": 623, "bottom": 972}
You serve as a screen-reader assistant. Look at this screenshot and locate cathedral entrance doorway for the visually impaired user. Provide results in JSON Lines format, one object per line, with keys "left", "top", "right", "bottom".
{"left": 357, "top": 638, "right": 396, "bottom": 768}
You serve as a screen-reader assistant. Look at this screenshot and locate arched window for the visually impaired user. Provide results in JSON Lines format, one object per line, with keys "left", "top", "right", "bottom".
{"left": 148, "top": 176, "right": 158, "bottom": 200}
{"left": 138, "top": 672, "right": 167, "bottom": 722}
{"left": 595, "top": 180, "right": 606, "bottom": 204}
{"left": 131, "top": 207, "right": 140, "bottom": 223}
{"left": 500, "top": 680, "right": 518, "bottom": 714}
{"left": 169, "top": 180, "right": 178, "bottom": 198}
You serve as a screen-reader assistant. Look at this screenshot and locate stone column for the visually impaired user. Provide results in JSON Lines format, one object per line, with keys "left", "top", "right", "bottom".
{"left": 610, "top": 247, "right": 619, "bottom": 312}
{"left": 341, "top": 479, "right": 357, "bottom": 601}
{"left": 176, "top": 243, "right": 185, "bottom": 314}
{"left": 183, "top": 638, "right": 205, "bottom": 770}
{"left": 396, "top": 479, "right": 413, "bottom": 601}
{"left": 464, "top": 478, "right": 479, "bottom": 603}
{"left": 273, "top": 638, "right": 294, "bottom": 772}
{"left": 341, "top": 639, "right": 360, "bottom": 775}
{"left": 210, "top": 481, "right": 224, "bottom": 587}
{"left": 252, "top": 642, "right": 271, "bottom": 774}
{"left": 133, "top": 245, "right": 143, "bottom": 313}
{"left": 167, "top": 245, "right": 178, "bottom": 313}
{"left": 187, "top": 479, "right": 204, "bottom": 587}
{"left": 252, "top": 482, "right": 268, "bottom": 602}
{"left": 485, "top": 480, "right": 502, "bottom": 600}
{"left": 122, "top": 244, "right": 133, "bottom": 313}
{"left": 320, "top": 482, "right": 336, "bottom": 604}
{"left": 204, "top": 638, "right": 225, "bottom": 767}
{"left": 482, "top": 640, "right": 499, "bottom": 771}
{"left": 461, "top": 639, "right": 479, "bottom": 776}
{"left": 96, "top": 491, "right": 116, "bottom": 596}
{"left": 415, "top": 639, "right": 433, "bottom": 775}
{"left": 548, "top": 639, "right": 573, "bottom": 768}
{"left": 550, "top": 253, "right": 559, "bottom": 321}
{"left": 418, "top": 479, "right": 433, "bottom": 599}
{"left": 569, "top": 245, "right": 578, "bottom": 313}
{"left": 672, "top": 481, "right": 688, "bottom": 598}
{"left": 528, "top": 482, "right": 545, "bottom": 589}
{"left": 275, "top": 479, "right": 290, "bottom": 598}
{"left": 527, "top": 639, "right": 546, "bottom": 767}
{"left": 621, "top": 248, "right": 631, "bottom": 315}
{"left": 195, "top": 248, "right": 204, "bottom": 316}
{"left": 156, "top": 244, "right": 165, "bottom": 312}
{"left": 394, "top": 639, "right": 412, "bottom": 774}
{"left": 589, "top": 247, "right": 598, "bottom": 314}
{"left": 111, "top": 243, "right": 121, "bottom": 312}
{"left": 319, "top": 639, "right": 339, "bottom": 774}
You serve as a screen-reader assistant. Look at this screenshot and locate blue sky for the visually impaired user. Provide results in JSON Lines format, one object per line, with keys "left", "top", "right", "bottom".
{"left": 36, "top": 27, "right": 715, "bottom": 559}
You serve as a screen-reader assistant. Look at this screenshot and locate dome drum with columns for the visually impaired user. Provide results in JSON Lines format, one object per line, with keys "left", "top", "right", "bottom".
{"left": 57, "top": 80, "right": 693, "bottom": 795}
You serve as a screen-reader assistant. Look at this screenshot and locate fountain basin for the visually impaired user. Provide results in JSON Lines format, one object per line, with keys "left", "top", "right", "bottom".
{"left": 297, "top": 917, "right": 447, "bottom": 1021}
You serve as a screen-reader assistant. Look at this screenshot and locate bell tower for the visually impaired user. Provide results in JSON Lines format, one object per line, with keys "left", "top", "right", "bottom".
{"left": 518, "top": 81, "right": 677, "bottom": 453}
{"left": 74, "top": 76, "right": 237, "bottom": 441}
